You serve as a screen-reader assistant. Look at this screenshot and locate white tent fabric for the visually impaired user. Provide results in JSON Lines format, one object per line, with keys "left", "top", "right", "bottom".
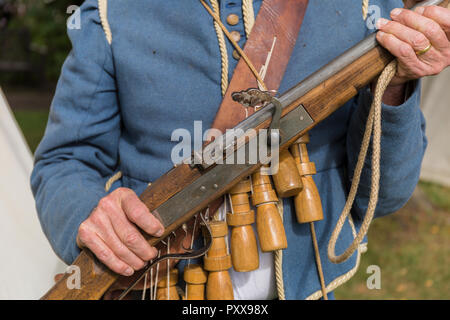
{"left": 0, "top": 87, "right": 65, "bottom": 300}
{"left": 420, "top": 68, "right": 450, "bottom": 188}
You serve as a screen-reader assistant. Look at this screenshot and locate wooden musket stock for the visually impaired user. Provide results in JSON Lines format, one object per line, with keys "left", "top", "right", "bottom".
{"left": 41, "top": 0, "right": 449, "bottom": 300}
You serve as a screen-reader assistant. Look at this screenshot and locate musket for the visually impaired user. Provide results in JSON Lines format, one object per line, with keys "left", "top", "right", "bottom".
{"left": 42, "top": 0, "right": 449, "bottom": 300}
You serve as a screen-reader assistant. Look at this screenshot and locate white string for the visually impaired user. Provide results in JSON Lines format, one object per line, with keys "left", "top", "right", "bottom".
{"left": 149, "top": 262, "right": 153, "bottom": 300}
{"left": 153, "top": 251, "right": 161, "bottom": 300}
{"left": 166, "top": 235, "right": 170, "bottom": 300}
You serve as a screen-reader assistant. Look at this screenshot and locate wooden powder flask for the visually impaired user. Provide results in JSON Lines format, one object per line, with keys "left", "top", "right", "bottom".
{"left": 251, "top": 166, "right": 288, "bottom": 252}
{"left": 202, "top": 220, "right": 234, "bottom": 300}
{"left": 289, "top": 133, "right": 328, "bottom": 299}
{"left": 289, "top": 134, "right": 324, "bottom": 223}
{"left": 226, "top": 178, "right": 259, "bottom": 272}
{"left": 183, "top": 263, "right": 207, "bottom": 300}
{"left": 271, "top": 149, "right": 303, "bottom": 198}
{"left": 156, "top": 268, "right": 180, "bottom": 300}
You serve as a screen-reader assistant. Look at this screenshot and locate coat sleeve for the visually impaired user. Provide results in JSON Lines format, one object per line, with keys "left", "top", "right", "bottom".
{"left": 31, "top": 0, "right": 120, "bottom": 264}
{"left": 346, "top": 80, "right": 427, "bottom": 220}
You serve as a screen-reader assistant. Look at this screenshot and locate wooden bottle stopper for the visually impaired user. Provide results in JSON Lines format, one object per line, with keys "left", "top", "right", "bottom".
{"left": 183, "top": 263, "right": 207, "bottom": 300}
{"left": 203, "top": 221, "right": 234, "bottom": 300}
{"left": 271, "top": 149, "right": 303, "bottom": 198}
{"left": 156, "top": 268, "right": 180, "bottom": 300}
{"left": 289, "top": 134, "right": 324, "bottom": 223}
{"left": 227, "top": 178, "right": 259, "bottom": 272}
{"left": 251, "top": 167, "right": 287, "bottom": 252}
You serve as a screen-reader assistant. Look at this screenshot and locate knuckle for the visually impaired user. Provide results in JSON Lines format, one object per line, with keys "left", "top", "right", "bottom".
{"left": 128, "top": 207, "right": 144, "bottom": 221}
{"left": 97, "top": 249, "right": 111, "bottom": 262}
{"left": 411, "top": 34, "right": 428, "bottom": 48}
{"left": 124, "top": 232, "right": 140, "bottom": 247}
{"left": 98, "top": 196, "right": 114, "bottom": 211}
{"left": 398, "top": 44, "right": 413, "bottom": 59}
{"left": 77, "top": 223, "right": 91, "bottom": 241}
{"left": 425, "top": 21, "right": 440, "bottom": 36}
{"left": 89, "top": 211, "right": 106, "bottom": 227}
{"left": 424, "top": 6, "right": 439, "bottom": 17}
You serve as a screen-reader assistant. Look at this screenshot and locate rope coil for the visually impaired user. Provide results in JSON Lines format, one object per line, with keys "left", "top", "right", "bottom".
{"left": 327, "top": 60, "right": 398, "bottom": 264}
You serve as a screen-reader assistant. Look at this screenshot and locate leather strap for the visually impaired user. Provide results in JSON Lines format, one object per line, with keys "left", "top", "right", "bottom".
{"left": 207, "top": 0, "right": 309, "bottom": 216}
{"left": 210, "top": 0, "right": 309, "bottom": 134}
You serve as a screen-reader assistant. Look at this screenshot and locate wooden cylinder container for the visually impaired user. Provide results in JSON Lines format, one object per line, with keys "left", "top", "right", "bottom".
{"left": 156, "top": 268, "right": 180, "bottom": 300}
{"left": 203, "top": 220, "right": 234, "bottom": 300}
{"left": 271, "top": 149, "right": 303, "bottom": 197}
{"left": 251, "top": 167, "right": 287, "bottom": 252}
{"left": 289, "top": 134, "right": 324, "bottom": 223}
{"left": 227, "top": 178, "right": 259, "bottom": 272}
{"left": 183, "top": 263, "right": 207, "bottom": 300}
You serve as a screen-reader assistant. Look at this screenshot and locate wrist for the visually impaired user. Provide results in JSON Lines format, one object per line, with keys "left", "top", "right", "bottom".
{"left": 370, "top": 79, "right": 408, "bottom": 106}
{"left": 383, "top": 83, "right": 407, "bottom": 106}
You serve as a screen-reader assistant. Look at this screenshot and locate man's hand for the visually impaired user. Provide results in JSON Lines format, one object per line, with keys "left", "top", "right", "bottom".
{"left": 376, "top": 5, "right": 450, "bottom": 87}
{"left": 77, "top": 188, "right": 164, "bottom": 277}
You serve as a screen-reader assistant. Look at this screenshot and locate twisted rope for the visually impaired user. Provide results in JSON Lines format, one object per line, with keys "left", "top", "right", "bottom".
{"left": 274, "top": 200, "right": 286, "bottom": 300}
{"left": 104, "top": 171, "right": 122, "bottom": 192}
{"left": 242, "top": 0, "right": 256, "bottom": 36}
{"left": 327, "top": 60, "right": 398, "bottom": 264}
{"left": 98, "top": 0, "right": 112, "bottom": 44}
{"left": 306, "top": 214, "right": 363, "bottom": 300}
{"left": 210, "top": 0, "right": 230, "bottom": 96}
{"left": 362, "top": 0, "right": 370, "bottom": 20}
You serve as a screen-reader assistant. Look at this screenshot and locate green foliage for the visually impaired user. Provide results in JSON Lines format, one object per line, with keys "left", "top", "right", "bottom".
{"left": 1, "top": 0, "right": 83, "bottom": 84}
{"left": 335, "top": 189, "right": 450, "bottom": 300}
{"left": 13, "top": 109, "right": 49, "bottom": 152}
{"left": 419, "top": 181, "right": 450, "bottom": 211}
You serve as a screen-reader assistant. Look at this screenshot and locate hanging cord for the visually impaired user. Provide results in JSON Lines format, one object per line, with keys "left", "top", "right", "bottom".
{"left": 274, "top": 200, "right": 286, "bottom": 300}
{"left": 310, "top": 222, "right": 328, "bottom": 299}
{"left": 327, "top": 60, "right": 398, "bottom": 264}
{"left": 141, "top": 273, "right": 148, "bottom": 300}
{"left": 166, "top": 235, "right": 171, "bottom": 300}
{"left": 152, "top": 250, "right": 161, "bottom": 300}
{"left": 185, "top": 214, "right": 198, "bottom": 299}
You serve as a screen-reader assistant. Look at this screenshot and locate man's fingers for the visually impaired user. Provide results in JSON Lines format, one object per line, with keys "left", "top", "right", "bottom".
{"left": 377, "top": 18, "right": 431, "bottom": 52}
{"left": 92, "top": 214, "right": 147, "bottom": 271}
{"left": 390, "top": 8, "right": 448, "bottom": 50}
{"left": 418, "top": 5, "right": 450, "bottom": 37}
{"left": 110, "top": 212, "right": 158, "bottom": 262}
{"left": 78, "top": 223, "right": 134, "bottom": 276}
{"left": 376, "top": 31, "right": 422, "bottom": 68}
{"left": 77, "top": 188, "right": 163, "bottom": 276}
{"left": 119, "top": 188, "right": 164, "bottom": 237}
{"left": 54, "top": 273, "right": 64, "bottom": 283}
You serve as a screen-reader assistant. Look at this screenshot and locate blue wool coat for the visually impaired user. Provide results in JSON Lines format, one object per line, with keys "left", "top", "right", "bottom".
{"left": 31, "top": 0, "right": 426, "bottom": 299}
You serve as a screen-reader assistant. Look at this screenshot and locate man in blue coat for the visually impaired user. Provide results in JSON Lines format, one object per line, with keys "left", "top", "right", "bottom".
{"left": 31, "top": 0, "right": 450, "bottom": 299}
